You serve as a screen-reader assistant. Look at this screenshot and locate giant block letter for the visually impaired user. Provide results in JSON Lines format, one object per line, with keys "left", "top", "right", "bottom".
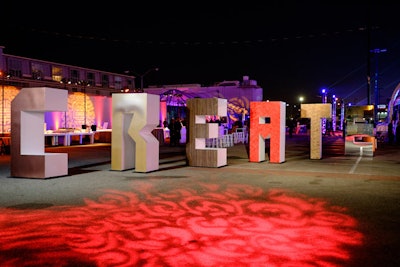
{"left": 301, "top": 103, "right": 332, "bottom": 159}
{"left": 111, "top": 93, "right": 160, "bottom": 172}
{"left": 11, "top": 87, "right": 68, "bottom": 178}
{"left": 249, "top": 101, "right": 286, "bottom": 163}
{"left": 186, "top": 98, "right": 227, "bottom": 167}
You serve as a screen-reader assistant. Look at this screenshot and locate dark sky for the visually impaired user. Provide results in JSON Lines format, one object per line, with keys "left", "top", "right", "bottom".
{"left": 2, "top": 2, "right": 400, "bottom": 104}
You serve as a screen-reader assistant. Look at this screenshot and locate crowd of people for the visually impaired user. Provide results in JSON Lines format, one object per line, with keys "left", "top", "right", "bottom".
{"left": 165, "top": 117, "right": 183, "bottom": 146}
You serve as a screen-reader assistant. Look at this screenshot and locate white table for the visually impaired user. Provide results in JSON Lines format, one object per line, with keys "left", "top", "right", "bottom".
{"left": 45, "top": 133, "right": 68, "bottom": 146}
{"left": 66, "top": 132, "right": 95, "bottom": 145}
{"left": 45, "top": 132, "right": 95, "bottom": 146}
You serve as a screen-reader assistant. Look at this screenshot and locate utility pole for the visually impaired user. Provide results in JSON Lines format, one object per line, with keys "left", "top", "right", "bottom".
{"left": 370, "top": 48, "right": 387, "bottom": 122}
{"left": 140, "top": 67, "right": 159, "bottom": 92}
{"left": 366, "top": 10, "right": 371, "bottom": 105}
{"left": 321, "top": 89, "right": 328, "bottom": 135}
{"left": 125, "top": 67, "right": 159, "bottom": 92}
{"left": 332, "top": 95, "right": 337, "bottom": 131}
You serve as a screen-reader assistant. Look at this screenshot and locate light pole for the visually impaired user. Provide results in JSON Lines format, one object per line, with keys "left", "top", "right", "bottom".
{"left": 125, "top": 67, "right": 159, "bottom": 92}
{"left": 370, "top": 48, "right": 387, "bottom": 123}
{"left": 340, "top": 99, "right": 345, "bottom": 131}
{"left": 140, "top": 67, "right": 159, "bottom": 92}
{"left": 321, "top": 89, "right": 328, "bottom": 135}
{"left": 298, "top": 96, "right": 304, "bottom": 118}
{"left": 332, "top": 95, "right": 337, "bottom": 131}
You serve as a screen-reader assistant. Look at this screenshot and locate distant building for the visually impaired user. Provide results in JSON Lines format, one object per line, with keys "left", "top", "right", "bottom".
{"left": 0, "top": 46, "right": 263, "bottom": 132}
{"left": 0, "top": 46, "right": 136, "bottom": 131}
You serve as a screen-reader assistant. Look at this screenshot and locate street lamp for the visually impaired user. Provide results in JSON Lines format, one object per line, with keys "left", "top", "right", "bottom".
{"left": 321, "top": 88, "right": 328, "bottom": 103}
{"left": 332, "top": 95, "right": 337, "bottom": 131}
{"left": 140, "top": 67, "right": 159, "bottom": 91}
{"left": 298, "top": 96, "right": 304, "bottom": 118}
{"left": 125, "top": 67, "right": 159, "bottom": 92}
{"left": 321, "top": 89, "right": 328, "bottom": 135}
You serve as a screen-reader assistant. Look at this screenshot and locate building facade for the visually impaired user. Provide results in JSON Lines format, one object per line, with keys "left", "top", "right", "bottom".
{"left": 0, "top": 46, "right": 263, "bottom": 134}
{"left": 0, "top": 46, "right": 136, "bottom": 132}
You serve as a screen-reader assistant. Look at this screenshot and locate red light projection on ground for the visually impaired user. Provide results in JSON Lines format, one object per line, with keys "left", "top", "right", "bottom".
{"left": 0, "top": 184, "right": 363, "bottom": 266}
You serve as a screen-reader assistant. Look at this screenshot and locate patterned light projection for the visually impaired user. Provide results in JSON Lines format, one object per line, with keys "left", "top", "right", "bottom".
{"left": 65, "top": 92, "right": 96, "bottom": 128}
{"left": 4, "top": 89, "right": 99, "bottom": 131}
{"left": 0, "top": 183, "right": 363, "bottom": 266}
{"left": 46, "top": 93, "right": 111, "bottom": 130}
{"left": 0, "top": 85, "right": 19, "bottom": 133}
{"left": 227, "top": 97, "right": 250, "bottom": 124}
{"left": 44, "top": 93, "right": 112, "bottom": 131}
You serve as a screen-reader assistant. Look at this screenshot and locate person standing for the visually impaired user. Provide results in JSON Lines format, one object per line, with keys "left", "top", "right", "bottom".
{"left": 163, "top": 119, "right": 168, "bottom": 128}
{"left": 173, "top": 117, "right": 182, "bottom": 145}
{"left": 288, "top": 119, "right": 295, "bottom": 138}
{"left": 169, "top": 117, "right": 182, "bottom": 146}
{"left": 169, "top": 118, "right": 176, "bottom": 146}
{"left": 295, "top": 121, "right": 301, "bottom": 134}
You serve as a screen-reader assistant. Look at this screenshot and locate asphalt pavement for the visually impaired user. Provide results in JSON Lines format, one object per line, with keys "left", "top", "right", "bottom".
{"left": 0, "top": 134, "right": 399, "bottom": 266}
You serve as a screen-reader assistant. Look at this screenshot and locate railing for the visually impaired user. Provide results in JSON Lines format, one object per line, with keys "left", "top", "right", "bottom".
{"left": 205, "top": 129, "right": 248, "bottom": 148}
{"left": 206, "top": 134, "right": 234, "bottom": 148}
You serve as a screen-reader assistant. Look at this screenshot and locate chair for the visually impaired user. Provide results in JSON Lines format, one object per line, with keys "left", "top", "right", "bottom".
{"left": 236, "top": 132, "right": 245, "bottom": 143}
{"left": 212, "top": 138, "right": 219, "bottom": 148}
{"left": 233, "top": 132, "right": 239, "bottom": 144}
{"left": 228, "top": 134, "right": 234, "bottom": 146}
{"left": 235, "top": 127, "right": 248, "bottom": 144}
{"left": 206, "top": 138, "right": 218, "bottom": 148}
{"left": 221, "top": 134, "right": 234, "bottom": 147}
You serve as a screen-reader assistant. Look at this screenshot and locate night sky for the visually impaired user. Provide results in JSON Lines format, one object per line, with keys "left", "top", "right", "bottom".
{"left": 2, "top": 2, "right": 400, "bottom": 104}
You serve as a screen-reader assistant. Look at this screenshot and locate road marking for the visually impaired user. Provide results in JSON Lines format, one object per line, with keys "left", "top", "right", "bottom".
{"left": 349, "top": 155, "right": 362, "bottom": 174}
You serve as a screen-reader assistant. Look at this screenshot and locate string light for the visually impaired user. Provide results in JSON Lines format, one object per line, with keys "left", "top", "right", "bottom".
{"left": 25, "top": 26, "right": 371, "bottom": 47}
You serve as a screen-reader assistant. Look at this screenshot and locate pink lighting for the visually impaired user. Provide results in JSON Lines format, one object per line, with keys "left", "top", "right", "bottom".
{"left": 92, "top": 96, "right": 110, "bottom": 127}
{"left": 0, "top": 183, "right": 363, "bottom": 266}
{"left": 1, "top": 87, "right": 113, "bottom": 132}
{"left": 44, "top": 93, "right": 112, "bottom": 130}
